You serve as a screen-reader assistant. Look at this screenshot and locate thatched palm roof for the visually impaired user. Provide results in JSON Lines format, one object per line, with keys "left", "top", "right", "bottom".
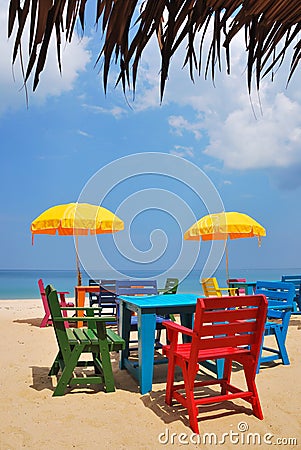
{"left": 8, "top": 1, "right": 301, "bottom": 99}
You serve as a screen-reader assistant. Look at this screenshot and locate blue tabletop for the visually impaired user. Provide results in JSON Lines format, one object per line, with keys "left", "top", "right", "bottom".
{"left": 118, "top": 293, "right": 200, "bottom": 308}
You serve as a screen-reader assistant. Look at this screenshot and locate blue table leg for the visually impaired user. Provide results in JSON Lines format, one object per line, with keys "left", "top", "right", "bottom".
{"left": 138, "top": 312, "right": 156, "bottom": 394}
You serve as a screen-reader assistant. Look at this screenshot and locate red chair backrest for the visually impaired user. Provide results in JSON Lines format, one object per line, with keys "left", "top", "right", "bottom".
{"left": 227, "top": 278, "right": 246, "bottom": 283}
{"left": 38, "top": 279, "right": 48, "bottom": 308}
{"left": 38, "top": 278, "right": 52, "bottom": 325}
{"left": 192, "top": 295, "right": 268, "bottom": 357}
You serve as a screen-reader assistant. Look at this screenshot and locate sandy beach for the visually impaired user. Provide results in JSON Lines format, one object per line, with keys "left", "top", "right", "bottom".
{"left": 0, "top": 299, "right": 300, "bottom": 449}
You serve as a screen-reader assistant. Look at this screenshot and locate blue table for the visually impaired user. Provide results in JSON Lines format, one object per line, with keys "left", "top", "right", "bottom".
{"left": 118, "top": 293, "right": 199, "bottom": 394}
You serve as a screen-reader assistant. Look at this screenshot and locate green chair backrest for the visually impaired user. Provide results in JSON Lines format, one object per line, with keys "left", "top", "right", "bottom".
{"left": 162, "top": 278, "right": 179, "bottom": 294}
{"left": 45, "top": 284, "right": 71, "bottom": 361}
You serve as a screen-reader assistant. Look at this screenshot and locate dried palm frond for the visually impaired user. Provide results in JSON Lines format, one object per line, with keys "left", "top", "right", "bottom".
{"left": 8, "top": 1, "right": 301, "bottom": 99}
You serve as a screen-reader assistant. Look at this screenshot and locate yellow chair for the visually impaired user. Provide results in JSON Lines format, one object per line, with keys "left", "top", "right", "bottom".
{"left": 201, "top": 277, "right": 237, "bottom": 297}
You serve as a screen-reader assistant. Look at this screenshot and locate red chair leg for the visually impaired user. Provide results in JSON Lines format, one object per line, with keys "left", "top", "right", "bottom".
{"left": 165, "top": 354, "right": 176, "bottom": 405}
{"left": 185, "top": 389, "right": 199, "bottom": 434}
{"left": 243, "top": 360, "right": 264, "bottom": 420}
{"left": 183, "top": 364, "right": 199, "bottom": 434}
{"left": 40, "top": 313, "right": 51, "bottom": 328}
{"left": 221, "top": 358, "right": 232, "bottom": 395}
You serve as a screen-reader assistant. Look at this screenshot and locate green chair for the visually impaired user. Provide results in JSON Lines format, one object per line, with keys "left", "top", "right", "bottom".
{"left": 158, "top": 277, "right": 179, "bottom": 323}
{"left": 45, "top": 284, "right": 125, "bottom": 396}
{"left": 158, "top": 278, "right": 179, "bottom": 295}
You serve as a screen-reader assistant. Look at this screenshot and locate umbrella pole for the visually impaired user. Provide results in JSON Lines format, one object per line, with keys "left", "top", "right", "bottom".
{"left": 225, "top": 242, "right": 230, "bottom": 283}
{"left": 75, "top": 235, "right": 82, "bottom": 286}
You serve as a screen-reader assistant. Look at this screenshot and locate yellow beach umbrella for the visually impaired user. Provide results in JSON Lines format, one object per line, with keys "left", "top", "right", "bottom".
{"left": 31, "top": 202, "right": 124, "bottom": 285}
{"left": 184, "top": 212, "right": 266, "bottom": 280}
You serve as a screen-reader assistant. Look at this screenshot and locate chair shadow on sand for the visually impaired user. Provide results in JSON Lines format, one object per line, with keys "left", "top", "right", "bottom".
{"left": 141, "top": 385, "right": 254, "bottom": 430}
{"left": 30, "top": 365, "right": 110, "bottom": 395}
{"left": 289, "top": 318, "right": 301, "bottom": 329}
{"left": 140, "top": 360, "right": 255, "bottom": 430}
{"left": 29, "top": 356, "right": 141, "bottom": 396}
{"left": 13, "top": 317, "right": 78, "bottom": 328}
{"left": 30, "top": 366, "right": 55, "bottom": 392}
{"left": 13, "top": 318, "right": 42, "bottom": 327}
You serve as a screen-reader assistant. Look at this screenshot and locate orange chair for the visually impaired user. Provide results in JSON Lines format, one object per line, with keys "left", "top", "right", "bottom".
{"left": 162, "top": 294, "right": 268, "bottom": 434}
{"left": 38, "top": 278, "right": 74, "bottom": 328}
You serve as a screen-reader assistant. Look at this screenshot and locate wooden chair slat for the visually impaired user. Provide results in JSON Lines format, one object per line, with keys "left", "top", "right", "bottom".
{"left": 198, "top": 320, "right": 257, "bottom": 337}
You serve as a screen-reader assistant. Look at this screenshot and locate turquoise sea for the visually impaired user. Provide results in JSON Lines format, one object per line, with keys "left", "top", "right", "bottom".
{"left": 1, "top": 268, "right": 301, "bottom": 299}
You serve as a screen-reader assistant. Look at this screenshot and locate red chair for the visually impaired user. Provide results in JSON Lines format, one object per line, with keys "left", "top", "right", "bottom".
{"left": 38, "top": 278, "right": 74, "bottom": 328}
{"left": 162, "top": 295, "right": 268, "bottom": 434}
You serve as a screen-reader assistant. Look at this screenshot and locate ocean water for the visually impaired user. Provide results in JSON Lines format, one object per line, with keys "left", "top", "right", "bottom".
{"left": 0, "top": 267, "right": 301, "bottom": 299}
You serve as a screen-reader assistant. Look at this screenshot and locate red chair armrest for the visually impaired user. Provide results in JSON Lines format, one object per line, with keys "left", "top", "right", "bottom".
{"left": 163, "top": 321, "right": 193, "bottom": 336}
{"left": 163, "top": 321, "right": 193, "bottom": 349}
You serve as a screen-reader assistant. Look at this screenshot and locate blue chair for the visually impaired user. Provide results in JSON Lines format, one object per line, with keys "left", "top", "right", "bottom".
{"left": 98, "top": 280, "right": 118, "bottom": 319}
{"left": 255, "top": 280, "right": 295, "bottom": 372}
{"left": 116, "top": 279, "right": 158, "bottom": 298}
{"left": 115, "top": 280, "right": 169, "bottom": 348}
{"left": 89, "top": 279, "right": 118, "bottom": 322}
{"left": 281, "top": 275, "right": 301, "bottom": 314}
{"left": 88, "top": 279, "right": 100, "bottom": 307}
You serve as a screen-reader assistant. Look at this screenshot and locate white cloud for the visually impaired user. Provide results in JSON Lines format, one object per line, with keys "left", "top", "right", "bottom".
{"left": 168, "top": 115, "right": 203, "bottom": 139}
{"left": 170, "top": 145, "right": 194, "bottom": 158}
{"left": 82, "top": 103, "right": 128, "bottom": 119}
{"left": 202, "top": 91, "right": 301, "bottom": 170}
{"left": 202, "top": 163, "right": 221, "bottom": 172}
{"left": 77, "top": 129, "right": 92, "bottom": 138}
{"left": 0, "top": 1, "right": 91, "bottom": 115}
{"left": 130, "top": 22, "right": 301, "bottom": 188}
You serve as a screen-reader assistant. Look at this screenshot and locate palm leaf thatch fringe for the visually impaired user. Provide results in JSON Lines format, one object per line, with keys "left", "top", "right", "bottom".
{"left": 8, "top": 0, "right": 301, "bottom": 99}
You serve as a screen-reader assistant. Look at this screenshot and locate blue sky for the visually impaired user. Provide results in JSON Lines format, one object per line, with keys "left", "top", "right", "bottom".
{"left": 1, "top": 2, "right": 301, "bottom": 279}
